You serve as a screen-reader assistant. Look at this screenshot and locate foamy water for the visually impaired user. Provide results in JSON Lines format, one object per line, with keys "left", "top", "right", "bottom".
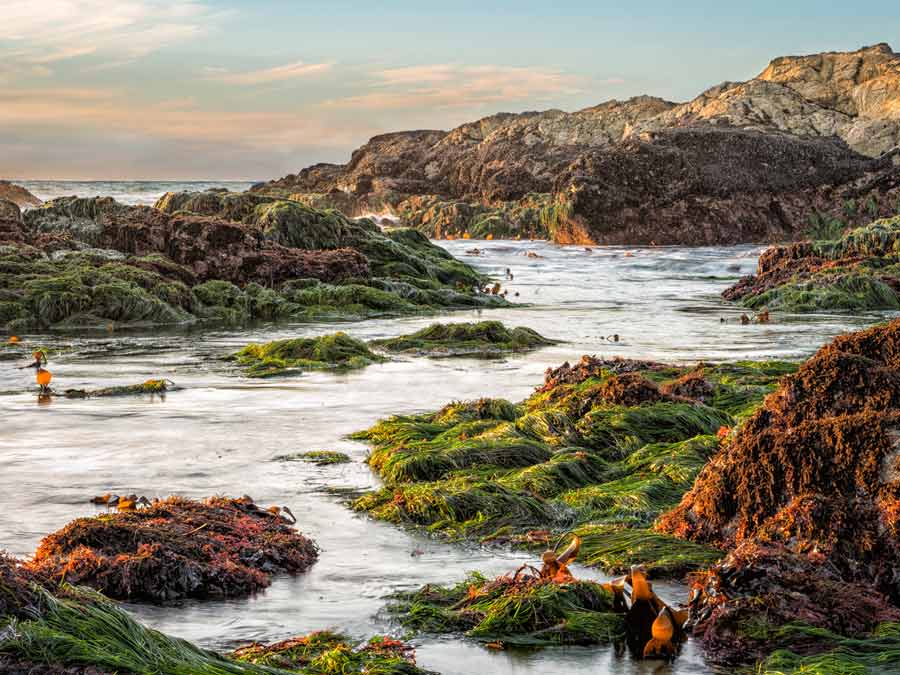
{"left": 15, "top": 180, "right": 255, "bottom": 206}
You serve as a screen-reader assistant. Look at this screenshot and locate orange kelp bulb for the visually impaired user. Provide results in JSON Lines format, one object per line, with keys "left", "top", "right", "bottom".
{"left": 36, "top": 369, "right": 52, "bottom": 387}
{"left": 8, "top": 336, "right": 19, "bottom": 344}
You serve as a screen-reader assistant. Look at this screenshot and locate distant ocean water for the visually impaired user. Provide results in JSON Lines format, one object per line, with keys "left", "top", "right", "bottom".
{"left": 15, "top": 180, "right": 256, "bottom": 206}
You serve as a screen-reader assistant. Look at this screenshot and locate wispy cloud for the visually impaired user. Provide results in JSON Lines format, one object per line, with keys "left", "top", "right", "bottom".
{"left": 328, "top": 64, "right": 587, "bottom": 111}
{"left": 205, "top": 61, "right": 334, "bottom": 86}
{"left": 0, "top": 0, "right": 225, "bottom": 70}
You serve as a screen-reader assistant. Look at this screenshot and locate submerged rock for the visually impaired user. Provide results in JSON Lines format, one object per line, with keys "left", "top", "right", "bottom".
{"left": 369, "top": 321, "right": 557, "bottom": 357}
{"left": 230, "top": 332, "right": 383, "bottom": 377}
{"left": 724, "top": 214, "right": 900, "bottom": 312}
{"left": 257, "top": 45, "right": 900, "bottom": 244}
{"left": 26, "top": 496, "right": 319, "bottom": 603}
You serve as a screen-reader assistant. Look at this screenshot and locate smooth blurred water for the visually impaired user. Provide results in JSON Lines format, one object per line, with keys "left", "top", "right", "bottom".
{"left": 0, "top": 240, "right": 893, "bottom": 675}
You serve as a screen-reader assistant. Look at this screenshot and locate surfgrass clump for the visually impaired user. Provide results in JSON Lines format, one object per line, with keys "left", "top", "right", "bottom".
{"left": 757, "top": 622, "right": 900, "bottom": 675}
{"left": 232, "top": 630, "right": 435, "bottom": 675}
{"left": 230, "top": 332, "right": 384, "bottom": 377}
{"left": 391, "top": 572, "right": 625, "bottom": 646}
{"left": 353, "top": 357, "right": 790, "bottom": 574}
{"left": 370, "top": 321, "right": 557, "bottom": 358}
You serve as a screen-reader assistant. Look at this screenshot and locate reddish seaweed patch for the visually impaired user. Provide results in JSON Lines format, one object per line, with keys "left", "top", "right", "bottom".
{"left": 26, "top": 497, "right": 318, "bottom": 604}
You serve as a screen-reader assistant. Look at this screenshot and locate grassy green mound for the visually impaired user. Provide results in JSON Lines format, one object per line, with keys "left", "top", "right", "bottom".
{"left": 732, "top": 215, "right": 900, "bottom": 313}
{"left": 230, "top": 333, "right": 383, "bottom": 377}
{"left": 391, "top": 572, "right": 625, "bottom": 646}
{"left": 0, "top": 586, "right": 433, "bottom": 675}
{"left": 370, "top": 321, "right": 557, "bottom": 357}
{"left": 352, "top": 360, "right": 792, "bottom": 574}
{"left": 757, "top": 623, "right": 900, "bottom": 675}
{"left": 232, "top": 630, "right": 435, "bottom": 675}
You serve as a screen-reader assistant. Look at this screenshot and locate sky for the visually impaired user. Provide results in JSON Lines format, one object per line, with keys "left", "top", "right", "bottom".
{"left": 1, "top": 0, "right": 898, "bottom": 180}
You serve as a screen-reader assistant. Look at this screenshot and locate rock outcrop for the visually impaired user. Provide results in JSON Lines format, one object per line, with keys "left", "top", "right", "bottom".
{"left": 0, "top": 181, "right": 42, "bottom": 209}
{"left": 257, "top": 44, "right": 900, "bottom": 244}
{"left": 723, "top": 214, "right": 900, "bottom": 311}
{"left": 0, "top": 194, "right": 503, "bottom": 331}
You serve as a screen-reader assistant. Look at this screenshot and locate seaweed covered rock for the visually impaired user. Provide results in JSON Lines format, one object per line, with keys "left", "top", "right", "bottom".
{"left": 685, "top": 542, "right": 900, "bottom": 666}
{"left": 370, "top": 321, "right": 557, "bottom": 357}
{"left": 232, "top": 631, "right": 436, "bottom": 674}
{"left": 391, "top": 571, "right": 625, "bottom": 646}
{"left": 658, "top": 319, "right": 900, "bottom": 598}
{"left": 26, "top": 496, "right": 319, "bottom": 604}
{"left": 724, "top": 215, "right": 900, "bottom": 312}
{"left": 230, "top": 332, "right": 383, "bottom": 377}
{"left": 61, "top": 379, "right": 173, "bottom": 399}
{"left": 353, "top": 359, "right": 793, "bottom": 575}
{"left": 0, "top": 554, "right": 44, "bottom": 620}
{"left": 2, "top": 196, "right": 503, "bottom": 330}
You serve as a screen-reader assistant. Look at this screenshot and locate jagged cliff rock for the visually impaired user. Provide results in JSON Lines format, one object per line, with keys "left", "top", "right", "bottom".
{"left": 258, "top": 45, "right": 900, "bottom": 244}
{"left": 0, "top": 181, "right": 42, "bottom": 209}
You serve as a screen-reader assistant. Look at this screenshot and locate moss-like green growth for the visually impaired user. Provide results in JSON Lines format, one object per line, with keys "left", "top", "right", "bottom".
{"left": 5, "top": 195, "right": 507, "bottom": 330}
{"left": 62, "top": 379, "right": 172, "bottom": 398}
{"left": 0, "top": 586, "right": 298, "bottom": 675}
{"left": 286, "top": 451, "right": 352, "bottom": 465}
{"left": 352, "top": 360, "right": 793, "bottom": 574}
{"left": 391, "top": 572, "right": 625, "bottom": 646}
{"left": 232, "top": 630, "right": 435, "bottom": 675}
{"left": 729, "top": 215, "right": 900, "bottom": 312}
{"left": 230, "top": 333, "right": 383, "bottom": 378}
{"left": 757, "top": 622, "right": 900, "bottom": 675}
{"left": 370, "top": 321, "right": 557, "bottom": 358}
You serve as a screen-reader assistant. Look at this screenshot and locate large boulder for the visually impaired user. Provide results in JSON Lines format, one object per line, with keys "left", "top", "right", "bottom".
{"left": 0, "top": 181, "right": 41, "bottom": 209}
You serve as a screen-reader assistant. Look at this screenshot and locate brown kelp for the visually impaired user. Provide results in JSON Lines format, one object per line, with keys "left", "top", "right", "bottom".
{"left": 26, "top": 496, "right": 318, "bottom": 604}
{"left": 656, "top": 319, "right": 900, "bottom": 667}
{"left": 229, "top": 333, "right": 383, "bottom": 377}
{"left": 352, "top": 356, "right": 792, "bottom": 575}
{"left": 369, "top": 321, "right": 557, "bottom": 358}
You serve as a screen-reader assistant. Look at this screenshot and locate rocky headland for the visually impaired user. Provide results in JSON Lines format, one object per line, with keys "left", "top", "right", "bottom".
{"left": 0, "top": 181, "right": 41, "bottom": 209}
{"left": 256, "top": 44, "right": 900, "bottom": 245}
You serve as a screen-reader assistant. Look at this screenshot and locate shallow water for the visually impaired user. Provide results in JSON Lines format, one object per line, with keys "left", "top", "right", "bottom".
{"left": 1, "top": 240, "right": 893, "bottom": 675}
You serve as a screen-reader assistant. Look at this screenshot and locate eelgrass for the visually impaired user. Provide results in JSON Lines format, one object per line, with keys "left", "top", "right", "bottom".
{"left": 757, "top": 622, "right": 900, "bottom": 675}
{"left": 230, "top": 333, "right": 383, "bottom": 378}
{"left": 352, "top": 359, "right": 787, "bottom": 574}
{"left": 370, "top": 321, "right": 557, "bottom": 358}
{"left": 0, "top": 586, "right": 294, "bottom": 675}
{"left": 392, "top": 573, "right": 625, "bottom": 646}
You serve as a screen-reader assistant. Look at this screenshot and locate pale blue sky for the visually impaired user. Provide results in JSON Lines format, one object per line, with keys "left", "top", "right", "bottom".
{"left": 1, "top": 0, "right": 897, "bottom": 179}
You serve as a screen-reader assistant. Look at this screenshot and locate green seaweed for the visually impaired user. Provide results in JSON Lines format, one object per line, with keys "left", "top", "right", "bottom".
{"left": 280, "top": 451, "right": 352, "bottom": 465}
{"left": 391, "top": 572, "right": 625, "bottom": 646}
{"left": 230, "top": 333, "right": 383, "bottom": 377}
{"left": 352, "top": 360, "right": 786, "bottom": 574}
{"left": 757, "top": 623, "right": 900, "bottom": 675}
{"left": 370, "top": 321, "right": 557, "bottom": 358}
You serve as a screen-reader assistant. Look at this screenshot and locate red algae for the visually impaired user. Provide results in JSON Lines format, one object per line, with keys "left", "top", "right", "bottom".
{"left": 25, "top": 496, "right": 318, "bottom": 604}
{"left": 656, "top": 319, "right": 900, "bottom": 664}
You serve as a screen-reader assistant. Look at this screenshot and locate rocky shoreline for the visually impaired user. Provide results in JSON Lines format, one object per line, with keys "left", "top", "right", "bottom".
{"left": 0, "top": 192, "right": 504, "bottom": 332}
{"left": 256, "top": 44, "right": 900, "bottom": 246}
